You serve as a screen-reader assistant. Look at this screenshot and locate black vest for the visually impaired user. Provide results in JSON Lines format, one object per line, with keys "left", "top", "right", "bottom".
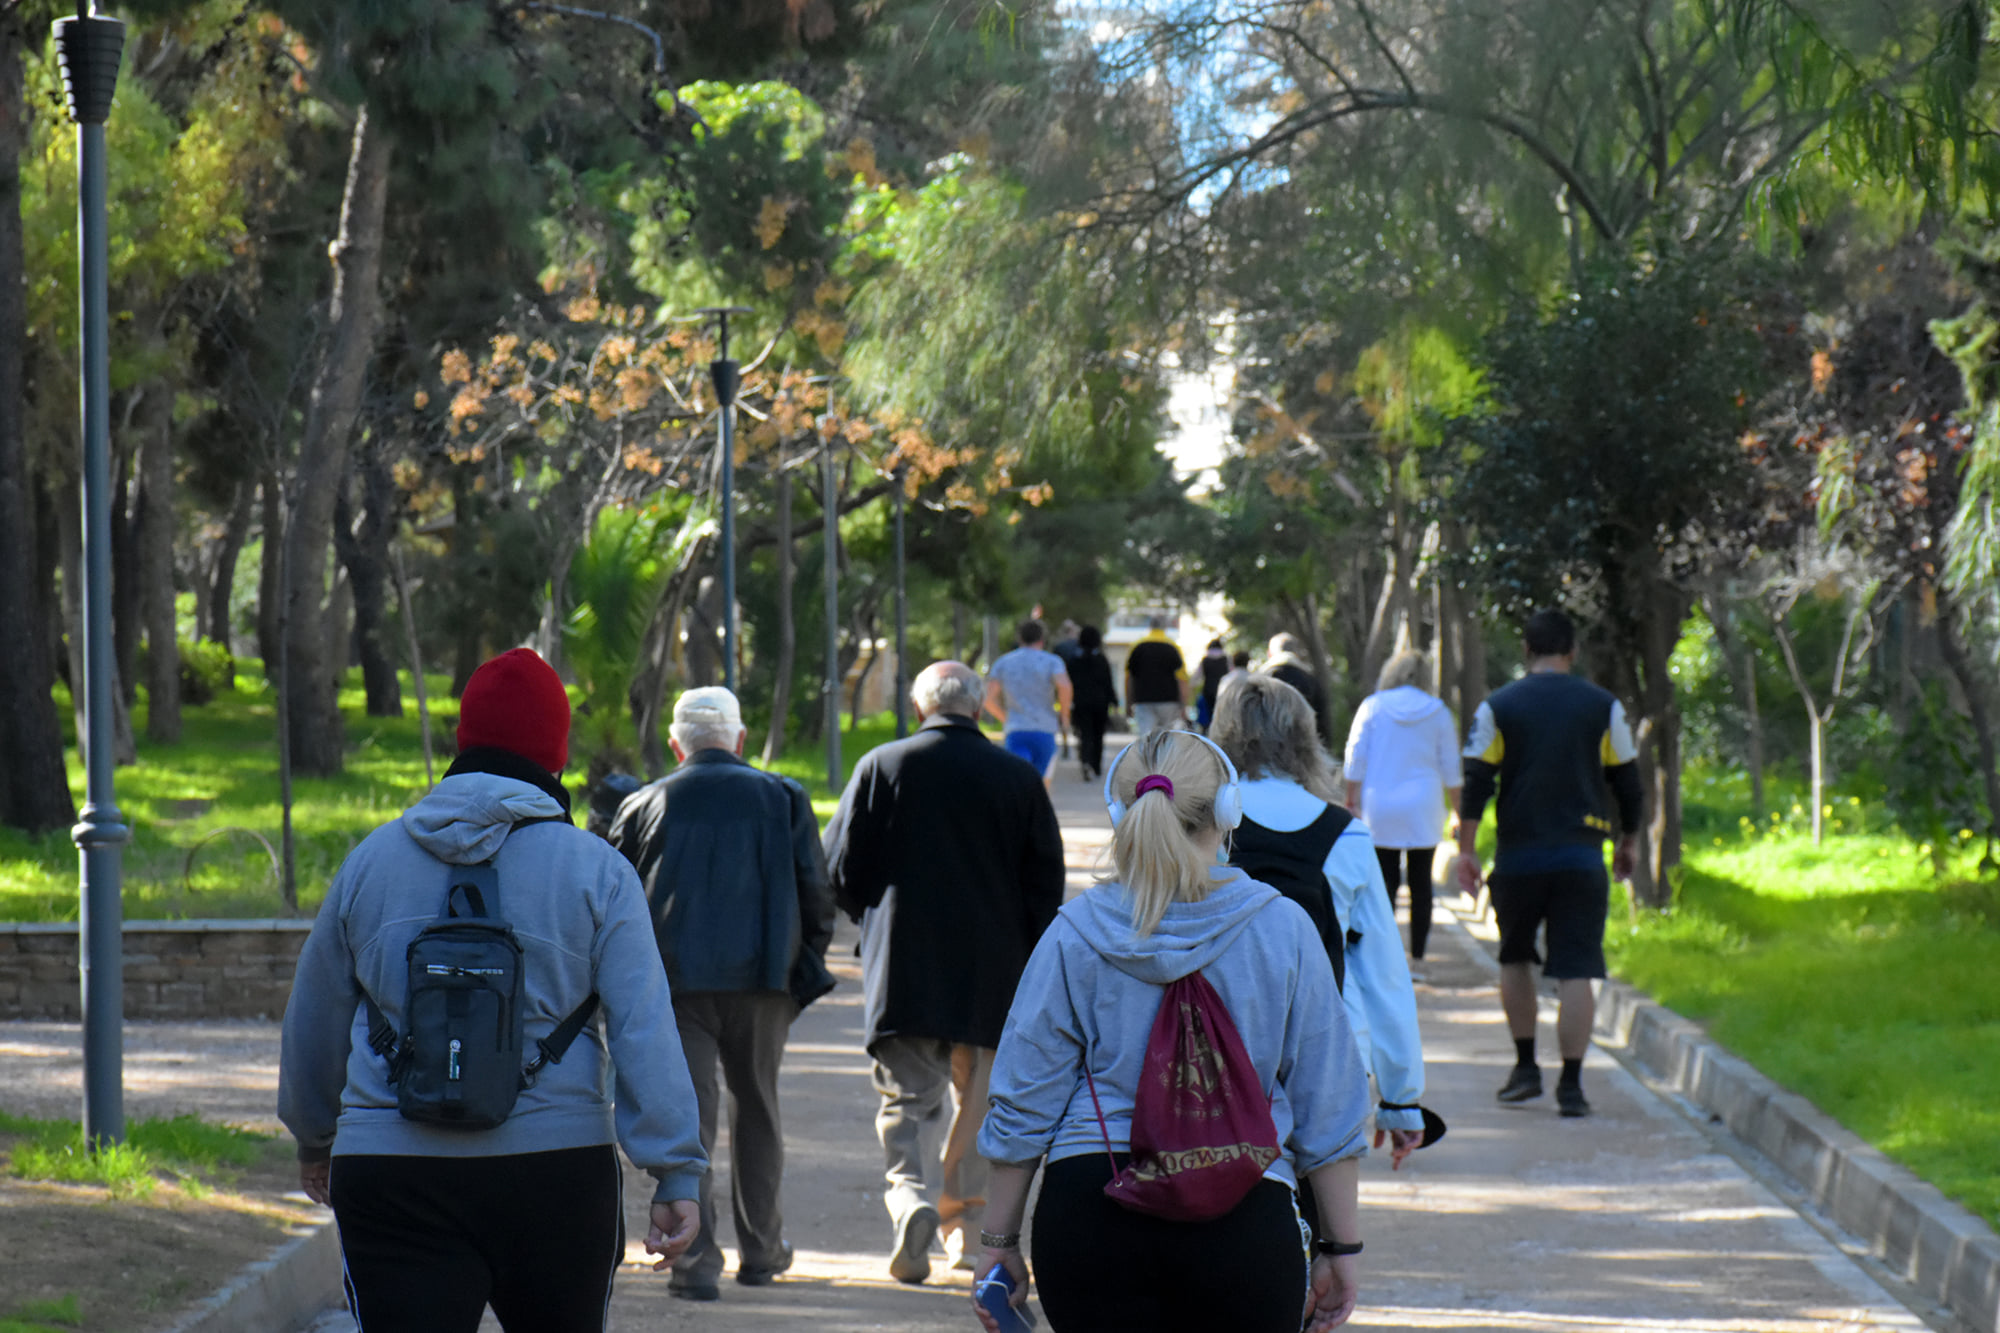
{"left": 1229, "top": 803, "right": 1356, "bottom": 991}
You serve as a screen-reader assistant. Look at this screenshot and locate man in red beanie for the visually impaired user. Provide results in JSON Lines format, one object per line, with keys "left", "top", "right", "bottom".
{"left": 455, "top": 646, "right": 574, "bottom": 778}
{"left": 281, "top": 647, "right": 708, "bottom": 1332}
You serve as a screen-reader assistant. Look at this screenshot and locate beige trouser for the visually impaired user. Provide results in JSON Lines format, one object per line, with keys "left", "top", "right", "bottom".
{"left": 870, "top": 1037, "right": 994, "bottom": 1245}
{"left": 672, "top": 991, "right": 796, "bottom": 1286}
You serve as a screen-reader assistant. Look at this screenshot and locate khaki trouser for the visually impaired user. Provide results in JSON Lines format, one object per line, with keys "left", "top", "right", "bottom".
{"left": 870, "top": 1037, "right": 993, "bottom": 1246}
{"left": 671, "top": 991, "right": 796, "bottom": 1286}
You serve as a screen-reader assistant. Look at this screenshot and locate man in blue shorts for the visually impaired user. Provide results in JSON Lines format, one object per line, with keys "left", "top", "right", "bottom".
{"left": 983, "top": 620, "right": 1072, "bottom": 789}
{"left": 1455, "top": 608, "right": 1643, "bottom": 1119}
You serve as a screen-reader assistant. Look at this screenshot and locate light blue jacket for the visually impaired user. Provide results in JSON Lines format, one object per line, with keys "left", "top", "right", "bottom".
{"left": 978, "top": 868, "right": 1370, "bottom": 1187}
{"left": 1240, "top": 776, "right": 1427, "bottom": 1132}
{"left": 277, "top": 773, "right": 707, "bottom": 1203}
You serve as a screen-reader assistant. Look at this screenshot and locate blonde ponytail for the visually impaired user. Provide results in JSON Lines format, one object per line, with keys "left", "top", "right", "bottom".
{"left": 1107, "top": 731, "right": 1230, "bottom": 936}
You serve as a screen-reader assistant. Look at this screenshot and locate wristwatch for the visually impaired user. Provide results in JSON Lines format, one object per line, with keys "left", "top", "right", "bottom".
{"left": 1314, "top": 1238, "right": 1363, "bottom": 1257}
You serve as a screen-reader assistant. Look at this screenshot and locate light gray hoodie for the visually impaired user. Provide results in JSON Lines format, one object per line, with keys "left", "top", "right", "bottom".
{"left": 978, "top": 868, "right": 1370, "bottom": 1186}
{"left": 277, "top": 772, "right": 707, "bottom": 1204}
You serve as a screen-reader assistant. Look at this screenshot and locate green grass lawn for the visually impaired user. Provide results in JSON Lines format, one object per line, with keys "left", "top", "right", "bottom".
{"left": 1601, "top": 765, "right": 2000, "bottom": 1229}
{"left": 0, "top": 669, "right": 909, "bottom": 921}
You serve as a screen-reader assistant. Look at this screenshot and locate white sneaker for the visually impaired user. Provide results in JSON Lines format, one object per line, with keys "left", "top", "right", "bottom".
{"left": 889, "top": 1202, "right": 939, "bottom": 1284}
{"left": 943, "top": 1228, "right": 977, "bottom": 1272}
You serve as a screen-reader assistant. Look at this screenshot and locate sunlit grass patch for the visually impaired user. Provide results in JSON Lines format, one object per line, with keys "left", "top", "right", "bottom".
{"left": 0, "top": 1293, "right": 83, "bottom": 1333}
{"left": 1608, "top": 767, "right": 2000, "bottom": 1227}
{"left": 0, "top": 1112, "right": 275, "bottom": 1199}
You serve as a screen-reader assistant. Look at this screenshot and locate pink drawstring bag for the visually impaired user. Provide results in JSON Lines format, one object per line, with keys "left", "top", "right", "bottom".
{"left": 1084, "top": 970, "right": 1282, "bottom": 1222}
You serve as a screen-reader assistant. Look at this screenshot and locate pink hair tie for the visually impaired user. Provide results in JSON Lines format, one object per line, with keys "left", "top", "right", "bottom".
{"left": 1134, "top": 775, "right": 1175, "bottom": 801}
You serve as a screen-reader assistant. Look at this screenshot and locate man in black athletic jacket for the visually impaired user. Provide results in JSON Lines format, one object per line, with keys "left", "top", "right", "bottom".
{"left": 1454, "top": 610, "right": 1643, "bottom": 1118}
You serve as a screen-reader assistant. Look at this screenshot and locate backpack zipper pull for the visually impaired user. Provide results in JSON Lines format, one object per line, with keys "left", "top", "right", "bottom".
{"left": 448, "top": 1038, "right": 462, "bottom": 1082}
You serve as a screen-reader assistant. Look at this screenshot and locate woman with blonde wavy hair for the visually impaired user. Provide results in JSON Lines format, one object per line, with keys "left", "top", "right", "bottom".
{"left": 1213, "top": 674, "right": 1430, "bottom": 1185}
{"left": 973, "top": 729, "right": 1371, "bottom": 1333}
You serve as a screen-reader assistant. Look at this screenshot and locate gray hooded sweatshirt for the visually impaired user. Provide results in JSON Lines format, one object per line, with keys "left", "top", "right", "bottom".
{"left": 978, "top": 868, "right": 1369, "bottom": 1187}
{"left": 277, "top": 772, "right": 707, "bottom": 1204}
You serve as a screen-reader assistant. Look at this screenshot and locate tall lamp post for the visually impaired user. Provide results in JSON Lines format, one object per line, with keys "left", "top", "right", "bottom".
{"left": 55, "top": 2, "right": 128, "bottom": 1149}
{"left": 892, "top": 463, "right": 909, "bottom": 738}
{"left": 697, "top": 306, "right": 751, "bottom": 693}
{"left": 820, "top": 418, "right": 842, "bottom": 791}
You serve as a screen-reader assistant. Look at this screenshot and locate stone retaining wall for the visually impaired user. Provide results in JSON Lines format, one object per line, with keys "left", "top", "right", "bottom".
{"left": 0, "top": 921, "right": 311, "bottom": 1020}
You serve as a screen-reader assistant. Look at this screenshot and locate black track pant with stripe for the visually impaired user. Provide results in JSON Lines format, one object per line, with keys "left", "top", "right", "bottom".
{"left": 331, "top": 1144, "right": 624, "bottom": 1332}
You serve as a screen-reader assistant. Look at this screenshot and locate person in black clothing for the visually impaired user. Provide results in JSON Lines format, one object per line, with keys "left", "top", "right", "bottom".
{"left": 1068, "top": 624, "right": 1117, "bottom": 779}
{"left": 1195, "top": 638, "right": 1230, "bottom": 732}
{"left": 1124, "top": 614, "right": 1188, "bottom": 735}
{"left": 1455, "top": 609, "right": 1644, "bottom": 1118}
{"left": 608, "top": 686, "right": 836, "bottom": 1300}
{"left": 823, "top": 661, "right": 1066, "bottom": 1284}
{"left": 1263, "top": 632, "right": 1333, "bottom": 747}
{"left": 1050, "top": 620, "right": 1083, "bottom": 759}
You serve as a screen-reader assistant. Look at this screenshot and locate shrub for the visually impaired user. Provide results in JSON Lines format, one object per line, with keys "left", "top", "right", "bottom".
{"left": 178, "top": 638, "right": 235, "bottom": 705}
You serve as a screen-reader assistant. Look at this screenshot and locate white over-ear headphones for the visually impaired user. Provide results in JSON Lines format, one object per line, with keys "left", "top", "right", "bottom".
{"left": 1103, "top": 729, "right": 1243, "bottom": 831}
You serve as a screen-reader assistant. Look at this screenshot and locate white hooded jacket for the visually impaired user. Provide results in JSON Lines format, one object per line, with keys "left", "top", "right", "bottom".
{"left": 1343, "top": 685, "right": 1462, "bottom": 850}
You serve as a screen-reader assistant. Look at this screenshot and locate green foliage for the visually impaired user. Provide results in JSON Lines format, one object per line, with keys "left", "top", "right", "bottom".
{"left": 626, "top": 80, "right": 847, "bottom": 309}
{"left": 1874, "top": 682, "right": 1992, "bottom": 876}
{"left": 178, "top": 639, "right": 236, "bottom": 706}
{"left": 11, "top": 1293, "right": 81, "bottom": 1329}
{"left": 563, "top": 501, "right": 701, "bottom": 775}
{"left": 1449, "top": 257, "right": 1767, "bottom": 616}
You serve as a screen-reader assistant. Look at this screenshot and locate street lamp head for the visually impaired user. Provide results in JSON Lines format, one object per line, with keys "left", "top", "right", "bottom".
{"left": 54, "top": 12, "right": 124, "bottom": 126}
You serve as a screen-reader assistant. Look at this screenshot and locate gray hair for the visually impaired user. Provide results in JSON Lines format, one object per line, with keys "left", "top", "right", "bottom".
{"left": 912, "top": 661, "right": 984, "bottom": 718}
{"left": 1267, "top": 632, "right": 1307, "bottom": 660}
{"left": 1376, "top": 649, "right": 1432, "bottom": 694}
{"left": 670, "top": 719, "right": 742, "bottom": 753}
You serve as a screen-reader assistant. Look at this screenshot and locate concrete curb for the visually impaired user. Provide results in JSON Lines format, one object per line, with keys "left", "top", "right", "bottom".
{"left": 1438, "top": 897, "right": 2000, "bottom": 1333}
{"left": 157, "top": 1220, "right": 342, "bottom": 1333}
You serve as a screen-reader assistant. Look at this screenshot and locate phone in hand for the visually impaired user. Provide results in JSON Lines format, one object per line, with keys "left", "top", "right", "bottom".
{"left": 974, "top": 1266, "right": 1037, "bottom": 1331}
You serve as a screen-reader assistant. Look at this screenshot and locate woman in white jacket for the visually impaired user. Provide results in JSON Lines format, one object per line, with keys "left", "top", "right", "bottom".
{"left": 1343, "top": 652, "right": 1462, "bottom": 962}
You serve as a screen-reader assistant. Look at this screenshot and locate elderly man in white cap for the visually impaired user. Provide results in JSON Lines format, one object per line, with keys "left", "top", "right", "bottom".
{"left": 608, "top": 686, "right": 836, "bottom": 1302}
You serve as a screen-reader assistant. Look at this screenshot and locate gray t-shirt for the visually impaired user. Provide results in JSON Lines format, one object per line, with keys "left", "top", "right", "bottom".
{"left": 988, "top": 647, "right": 1070, "bottom": 735}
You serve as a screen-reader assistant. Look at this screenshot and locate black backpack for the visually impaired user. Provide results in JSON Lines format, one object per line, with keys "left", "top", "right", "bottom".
{"left": 1229, "top": 804, "right": 1359, "bottom": 992}
{"left": 364, "top": 821, "right": 599, "bottom": 1129}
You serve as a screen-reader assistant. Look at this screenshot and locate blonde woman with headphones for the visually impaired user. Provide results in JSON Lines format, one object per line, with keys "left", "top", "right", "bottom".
{"left": 973, "top": 730, "right": 1372, "bottom": 1333}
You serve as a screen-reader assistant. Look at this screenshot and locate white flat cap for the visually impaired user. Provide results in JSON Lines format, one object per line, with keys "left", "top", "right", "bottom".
{"left": 673, "top": 686, "right": 743, "bottom": 731}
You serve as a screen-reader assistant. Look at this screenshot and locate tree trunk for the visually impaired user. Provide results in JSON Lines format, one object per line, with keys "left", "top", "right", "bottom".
{"left": 1625, "top": 586, "right": 1689, "bottom": 909}
{"left": 283, "top": 103, "right": 392, "bottom": 775}
{"left": 1703, "top": 594, "right": 1764, "bottom": 816}
{"left": 0, "top": 11, "right": 78, "bottom": 831}
{"left": 257, "top": 473, "right": 282, "bottom": 671}
{"left": 207, "top": 480, "right": 253, "bottom": 648}
{"left": 56, "top": 478, "right": 136, "bottom": 766}
{"left": 1361, "top": 491, "right": 1416, "bottom": 689}
{"left": 761, "top": 465, "right": 796, "bottom": 764}
{"left": 334, "top": 448, "right": 403, "bottom": 718}
{"left": 684, "top": 574, "right": 724, "bottom": 688}
{"left": 138, "top": 391, "right": 180, "bottom": 743}
{"left": 849, "top": 600, "right": 880, "bottom": 729}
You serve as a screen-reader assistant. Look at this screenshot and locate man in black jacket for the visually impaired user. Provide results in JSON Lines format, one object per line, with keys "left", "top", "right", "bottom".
{"left": 609, "top": 686, "right": 835, "bottom": 1302}
{"left": 823, "top": 661, "right": 1065, "bottom": 1285}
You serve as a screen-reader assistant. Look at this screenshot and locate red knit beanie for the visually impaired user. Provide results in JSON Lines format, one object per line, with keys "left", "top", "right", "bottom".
{"left": 456, "top": 648, "right": 571, "bottom": 775}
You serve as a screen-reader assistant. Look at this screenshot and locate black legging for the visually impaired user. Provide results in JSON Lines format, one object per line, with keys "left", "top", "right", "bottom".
{"left": 1032, "top": 1153, "right": 1307, "bottom": 1333}
{"left": 1075, "top": 707, "right": 1110, "bottom": 776}
{"left": 1375, "top": 846, "right": 1436, "bottom": 960}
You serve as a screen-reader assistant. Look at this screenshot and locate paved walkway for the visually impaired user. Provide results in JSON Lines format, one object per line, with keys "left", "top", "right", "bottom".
{"left": 2, "top": 742, "right": 1937, "bottom": 1332}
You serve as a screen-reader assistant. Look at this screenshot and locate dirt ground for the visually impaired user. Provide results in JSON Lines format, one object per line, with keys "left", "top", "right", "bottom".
{"left": 0, "top": 1136, "right": 318, "bottom": 1331}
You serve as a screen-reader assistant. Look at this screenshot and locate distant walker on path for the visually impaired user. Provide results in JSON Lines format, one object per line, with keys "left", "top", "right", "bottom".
{"left": 824, "top": 661, "right": 1067, "bottom": 1284}
{"left": 1456, "top": 610, "right": 1643, "bottom": 1118}
{"left": 607, "top": 685, "right": 837, "bottom": 1301}
{"left": 1124, "top": 614, "right": 1188, "bottom": 736}
{"left": 985, "top": 619, "right": 1074, "bottom": 788}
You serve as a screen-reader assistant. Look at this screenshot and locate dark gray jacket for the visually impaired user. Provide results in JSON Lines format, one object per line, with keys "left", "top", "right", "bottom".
{"left": 609, "top": 749, "right": 835, "bottom": 998}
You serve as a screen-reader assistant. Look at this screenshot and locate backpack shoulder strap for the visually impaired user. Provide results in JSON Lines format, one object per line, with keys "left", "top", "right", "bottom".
{"left": 522, "top": 993, "right": 601, "bottom": 1087}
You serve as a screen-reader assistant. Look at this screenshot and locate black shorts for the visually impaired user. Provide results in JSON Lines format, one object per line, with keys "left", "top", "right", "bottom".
{"left": 1489, "top": 866, "right": 1609, "bottom": 979}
